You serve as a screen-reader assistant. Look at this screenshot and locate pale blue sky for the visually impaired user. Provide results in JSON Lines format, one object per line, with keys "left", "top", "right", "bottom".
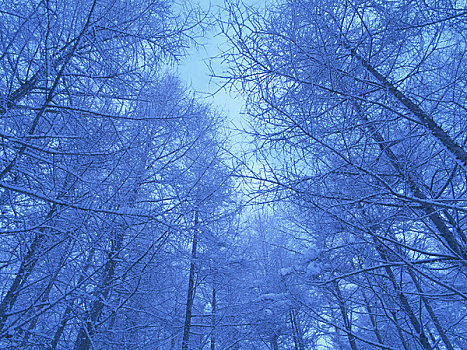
{"left": 178, "top": 0, "right": 244, "bottom": 120}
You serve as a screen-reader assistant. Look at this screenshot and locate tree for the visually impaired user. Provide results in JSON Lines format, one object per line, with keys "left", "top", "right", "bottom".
{"left": 220, "top": 0, "right": 466, "bottom": 348}
{"left": 0, "top": 0, "right": 236, "bottom": 348}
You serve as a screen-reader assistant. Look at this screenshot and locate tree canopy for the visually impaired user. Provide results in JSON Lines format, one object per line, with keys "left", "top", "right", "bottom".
{"left": 0, "top": 0, "right": 465, "bottom": 349}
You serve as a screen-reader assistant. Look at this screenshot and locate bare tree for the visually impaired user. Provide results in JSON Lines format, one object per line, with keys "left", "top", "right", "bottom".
{"left": 220, "top": 0, "right": 466, "bottom": 348}
{"left": 0, "top": 0, "right": 231, "bottom": 348}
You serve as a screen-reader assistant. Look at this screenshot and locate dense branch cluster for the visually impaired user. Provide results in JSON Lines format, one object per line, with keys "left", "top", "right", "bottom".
{"left": 0, "top": 1, "right": 235, "bottom": 348}
{"left": 221, "top": 0, "right": 466, "bottom": 348}
{"left": 0, "top": 0, "right": 465, "bottom": 349}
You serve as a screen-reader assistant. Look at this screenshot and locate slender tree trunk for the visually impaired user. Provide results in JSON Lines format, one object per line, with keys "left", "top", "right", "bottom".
{"left": 0, "top": 169, "right": 80, "bottom": 336}
{"left": 270, "top": 333, "right": 278, "bottom": 350}
{"left": 73, "top": 231, "right": 123, "bottom": 350}
{"left": 182, "top": 211, "right": 199, "bottom": 350}
{"left": 73, "top": 151, "right": 148, "bottom": 350}
{"left": 391, "top": 311, "right": 410, "bottom": 350}
{"left": 290, "top": 310, "right": 304, "bottom": 350}
{"left": 354, "top": 103, "right": 466, "bottom": 261}
{"left": 0, "top": 0, "right": 97, "bottom": 339}
{"left": 346, "top": 42, "right": 467, "bottom": 172}
{"left": 361, "top": 290, "right": 387, "bottom": 349}
{"left": 334, "top": 282, "right": 358, "bottom": 350}
{"left": 373, "top": 230, "right": 454, "bottom": 350}
{"left": 20, "top": 240, "right": 73, "bottom": 346}
{"left": 0, "top": 204, "right": 57, "bottom": 335}
{"left": 375, "top": 235, "right": 455, "bottom": 350}
{"left": 51, "top": 249, "right": 95, "bottom": 350}
{"left": 211, "top": 287, "right": 216, "bottom": 350}
{"left": 375, "top": 244, "right": 432, "bottom": 350}
{"left": 404, "top": 262, "right": 454, "bottom": 350}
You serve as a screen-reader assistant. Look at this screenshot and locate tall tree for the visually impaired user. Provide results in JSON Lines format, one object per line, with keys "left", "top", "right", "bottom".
{"left": 0, "top": 0, "right": 226, "bottom": 348}
{"left": 220, "top": 0, "right": 466, "bottom": 348}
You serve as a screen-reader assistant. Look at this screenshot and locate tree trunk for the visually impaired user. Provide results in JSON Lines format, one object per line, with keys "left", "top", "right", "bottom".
{"left": 73, "top": 231, "right": 123, "bottom": 350}
{"left": 290, "top": 310, "right": 304, "bottom": 350}
{"left": 346, "top": 42, "right": 467, "bottom": 173}
{"left": 20, "top": 240, "right": 73, "bottom": 347}
{"left": 403, "top": 256, "right": 454, "bottom": 350}
{"left": 354, "top": 103, "right": 466, "bottom": 261}
{"left": 182, "top": 211, "right": 199, "bottom": 350}
{"left": 270, "top": 333, "right": 278, "bottom": 350}
{"left": 211, "top": 287, "right": 216, "bottom": 350}
{"left": 361, "top": 290, "right": 387, "bottom": 349}
{"left": 334, "top": 282, "right": 358, "bottom": 350}
{"left": 375, "top": 243, "right": 432, "bottom": 350}
{"left": 0, "top": 204, "right": 57, "bottom": 335}
{"left": 51, "top": 249, "right": 95, "bottom": 350}
{"left": 391, "top": 311, "right": 410, "bottom": 350}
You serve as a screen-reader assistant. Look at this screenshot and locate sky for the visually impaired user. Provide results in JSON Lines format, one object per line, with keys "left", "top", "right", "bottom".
{"left": 176, "top": 0, "right": 272, "bottom": 135}
{"left": 176, "top": 0, "right": 273, "bottom": 159}
{"left": 177, "top": 0, "right": 244, "bottom": 122}
{"left": 176, "top": 0, "right": 268, "bottom": 209}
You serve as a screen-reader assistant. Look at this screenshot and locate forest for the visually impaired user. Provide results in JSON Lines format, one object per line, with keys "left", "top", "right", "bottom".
{"left": 0, "top": 0, "right": 465, "bottom": 349}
